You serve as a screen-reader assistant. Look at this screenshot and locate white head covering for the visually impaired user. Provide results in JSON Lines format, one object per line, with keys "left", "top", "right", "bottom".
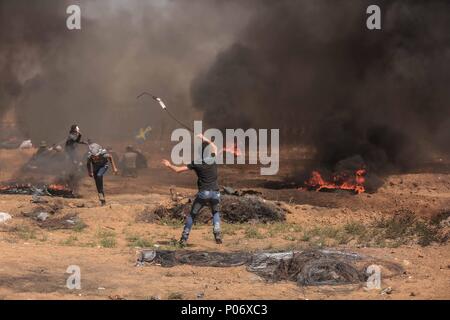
{"left": 88, "top": 143, "right": 107, "bottom": 157}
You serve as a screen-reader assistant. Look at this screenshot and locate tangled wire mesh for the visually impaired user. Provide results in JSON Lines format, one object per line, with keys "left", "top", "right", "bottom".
{"left": 137, "top": 249, "right": 402, "bottom": 287}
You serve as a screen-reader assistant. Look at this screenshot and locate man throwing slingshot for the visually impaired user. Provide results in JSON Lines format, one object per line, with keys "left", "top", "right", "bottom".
{"left": 162, "top": 133, "right": 222, "bottom": 246}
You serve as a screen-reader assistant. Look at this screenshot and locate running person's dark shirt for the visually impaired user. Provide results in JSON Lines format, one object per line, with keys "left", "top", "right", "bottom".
{"left": 187, "top": 157, "right": 219, "bottom": 191}
{"left": 88, "top": 153, "right": 110, "bottom": 168}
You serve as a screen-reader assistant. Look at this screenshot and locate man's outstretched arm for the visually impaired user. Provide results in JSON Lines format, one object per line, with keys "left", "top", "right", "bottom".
{"left": 162, "top": 159, "right": 190, "bottom": 173}
{"left": 108, "top": 155, "right": 119, "bottom": 174}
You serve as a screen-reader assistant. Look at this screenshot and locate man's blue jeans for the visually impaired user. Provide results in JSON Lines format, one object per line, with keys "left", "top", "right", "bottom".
{"left": 182, "top": 190, "right": 221, "bottom": 240}
{"left": 93, "top": 164, "right": 109, "bottom": 194}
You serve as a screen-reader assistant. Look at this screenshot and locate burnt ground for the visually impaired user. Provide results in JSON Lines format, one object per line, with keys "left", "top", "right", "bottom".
{"left": 0, "top": 145, "right": 449, "bottom": 300}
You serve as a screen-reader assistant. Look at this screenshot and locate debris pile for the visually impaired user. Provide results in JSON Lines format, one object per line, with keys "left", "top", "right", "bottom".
{"left": 138, "top": 250, "right": 250, "bottom": 268}
{"left": 138, "top": 193, "right": 286, "bottom": 224}
{"left": 37, "top": 213, "right": 85, "bottom": 230}
{"left": 245, "top": 250, "right": 369, "bottom": 286}
{"left": 0, "top": 183, "right": 76, "bottom": 198}
{"left": 21, "top": 202, "right": 86, "bottom": 230}
{"left": 267, "top": 250, "right": 365, "bottom": 286}
{"left": 138, "top": 249, "right": 403, "bottom": 287}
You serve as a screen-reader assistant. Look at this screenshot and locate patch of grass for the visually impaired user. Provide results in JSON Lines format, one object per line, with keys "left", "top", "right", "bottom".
{"left": 167, "top": 292, "right": 183, "bottom": 300}
{"left": 297, "top": 223, "right": 360, "bottom": 245}
{"left": 344, "top": 221, "right": 367, "bottom": 236}
{"left": 373, "top": 236, "right": 387, "bottom": 248}
{"left": 375, "top": 212, "right": 415, "bottom": 239}
{"left": 415, "top": 221, "right": 440, "bottom": 247}
{"left": 159, "top": 217, "right": 184, "bottom": 228}
{"left": 158, "top": 238, "right": 185, "bottom": 250}
{"left": 97, "top": 229, "right": 117, "bottom": 248}
{"left": 100, "top": 237, "right": 117, "bottom": 248}
{"left": 267, "top": 223, "right": 302, "bottom": 237}
{"left": 126, "top": 234, "right": 153, "bottom": 248}
{"left": 307, "top": 238, "right": 324, "bottom": 249}
{"left": 430, "top": 210, "right": 450, "bottom": 226}
{"left": 60, "top": 235, "right": 78, "bottom": 246}
{"left": 371, "top": 211, "right": 445, "bottom": 247}
{"left": 97, "top": 229, "right": 116, "bottom": 238}
{"left": 15, "top": 226, "right": 37, "bottom": 240}
{"left": 300, "top": 226, "right": 339, "bottom": 241}
{"left": 387, "top": 239, "right": 404, "bottom": 248}
{"left": 221, "top": 223, "right": 243, "bottom": 236}
{"left": 225, "top": 238, "right": 242, "bottom": 247}
{"left": 300, "top": 230, "right": 312, "bottom": 242}
{"left": 244, "top": 226, "right": 266, "bottom": 239}
{"left": 320, "top": 226, "right": 340, "bottom": 238}
{"left": 335, "top": 231, "right": 353, "bottom": 245}
{"left": 73, "top": 220, "right": 87, "bottom": 232}
{"left": 282, "top": 235, "right": 296, "bottom": 241}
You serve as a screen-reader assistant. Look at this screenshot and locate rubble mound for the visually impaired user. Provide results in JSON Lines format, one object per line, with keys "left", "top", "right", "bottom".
{"left": 21, "top": 204, "right": 86, "bottom": 230}
{"left": 37, "top": 213, "right": 85, "bottom": 230}
{"left": 138, "top": 195, "right": 286, "bottom": 224}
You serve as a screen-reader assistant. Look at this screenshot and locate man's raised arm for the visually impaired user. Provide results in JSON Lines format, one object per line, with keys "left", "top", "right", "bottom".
{"left": 197, "top": 133, "right": 218, "bottom": 156}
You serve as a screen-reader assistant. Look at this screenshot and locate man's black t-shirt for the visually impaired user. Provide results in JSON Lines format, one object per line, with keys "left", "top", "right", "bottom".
{"left": 187, "top": 158, "right": 219, "bottom": 191}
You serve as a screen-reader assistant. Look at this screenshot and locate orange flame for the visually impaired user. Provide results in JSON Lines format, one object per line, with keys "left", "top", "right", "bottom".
{"left": 0, "top": 184, "right": 32, "bottom": 192}
{"left": 47, "top": 184, "right": 70, "bottom": 191}
{"left": 303, "top": 169, "right": 366, "bottom": 194}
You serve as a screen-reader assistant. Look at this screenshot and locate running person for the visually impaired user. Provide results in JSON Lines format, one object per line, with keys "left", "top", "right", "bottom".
{"left": 162, "top": 133, "right": 222, "bottom": 245}
{"left": 86, "top": 142, "right": 118, "bottom": 206}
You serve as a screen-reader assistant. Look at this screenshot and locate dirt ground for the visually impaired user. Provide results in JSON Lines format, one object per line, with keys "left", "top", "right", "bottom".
{"left": 0, "top": 145, "right": 449, "bottom": 300}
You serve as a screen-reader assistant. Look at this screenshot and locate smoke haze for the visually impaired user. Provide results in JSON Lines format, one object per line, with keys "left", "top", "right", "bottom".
{"left": 0, "top": 0, "right": 252, "bottom": 143}
{"left": 1, "top": 0, "right": 449, "bottom": 172}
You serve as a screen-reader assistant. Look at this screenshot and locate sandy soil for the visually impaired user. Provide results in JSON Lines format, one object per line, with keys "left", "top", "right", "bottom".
{"left": 0, "top": 146, "right": 449, "bottom": 300}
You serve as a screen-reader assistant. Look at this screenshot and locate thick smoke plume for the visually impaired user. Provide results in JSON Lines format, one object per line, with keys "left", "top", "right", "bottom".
{"left": 0, "top": 0, "right": 251, "bottom": 144}
{"left": 1, "top": 1, "right": 449, "bottom": 173}
{"left": 192, "top": 0, "right": 450, "bottom": 172}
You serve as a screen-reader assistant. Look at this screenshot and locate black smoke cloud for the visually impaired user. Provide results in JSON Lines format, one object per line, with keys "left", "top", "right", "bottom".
{"left": 2, "top": 0, "right": 449, "bottom": 172}
{"left": 0, "top": 0, "right": 252, "bottom": 144}
{"left": 191, "top": 0, "right": 450, "bottom": 172}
